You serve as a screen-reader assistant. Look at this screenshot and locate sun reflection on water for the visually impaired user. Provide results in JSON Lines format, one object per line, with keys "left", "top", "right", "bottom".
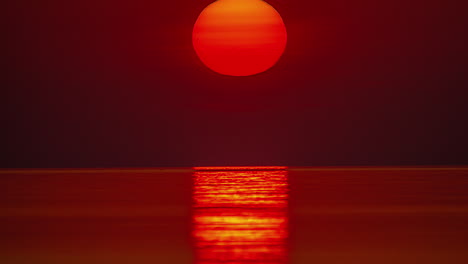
{"left": 193, "top": 168, "right": 289, "bottom": 264}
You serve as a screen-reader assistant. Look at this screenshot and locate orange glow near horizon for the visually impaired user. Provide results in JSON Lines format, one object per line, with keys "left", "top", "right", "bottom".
{"left": 192, "top": 169, "right": 288, "bottom": 264}
{"left": 192, "top": 0, "right": 287, "bottom": 76}
{"left": 193, "top": 166, "right": 288, "bottom": 171}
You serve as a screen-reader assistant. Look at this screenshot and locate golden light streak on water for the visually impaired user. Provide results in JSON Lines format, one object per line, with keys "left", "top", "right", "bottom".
{"left": 192, "top": 169, "right": 289, "bottom": 264}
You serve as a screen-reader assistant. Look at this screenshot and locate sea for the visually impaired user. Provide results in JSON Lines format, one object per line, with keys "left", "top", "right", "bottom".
{"left": 1, "top": 167, "right": 468, "bottom": 264}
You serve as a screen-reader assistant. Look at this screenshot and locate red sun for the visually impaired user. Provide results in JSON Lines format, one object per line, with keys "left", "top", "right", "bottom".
{"left": 192, "top": 0, "right": 287, "bottom": 76}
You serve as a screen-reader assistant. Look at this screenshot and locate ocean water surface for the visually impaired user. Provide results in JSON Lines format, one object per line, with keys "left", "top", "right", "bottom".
{"left": 1, "top": 167, "right": 468, "bottom": 263}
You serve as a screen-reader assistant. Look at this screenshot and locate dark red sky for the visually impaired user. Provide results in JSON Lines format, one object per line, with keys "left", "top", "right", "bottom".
{"left": 4, "top": 0, "right": 467, "bottom": 167}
